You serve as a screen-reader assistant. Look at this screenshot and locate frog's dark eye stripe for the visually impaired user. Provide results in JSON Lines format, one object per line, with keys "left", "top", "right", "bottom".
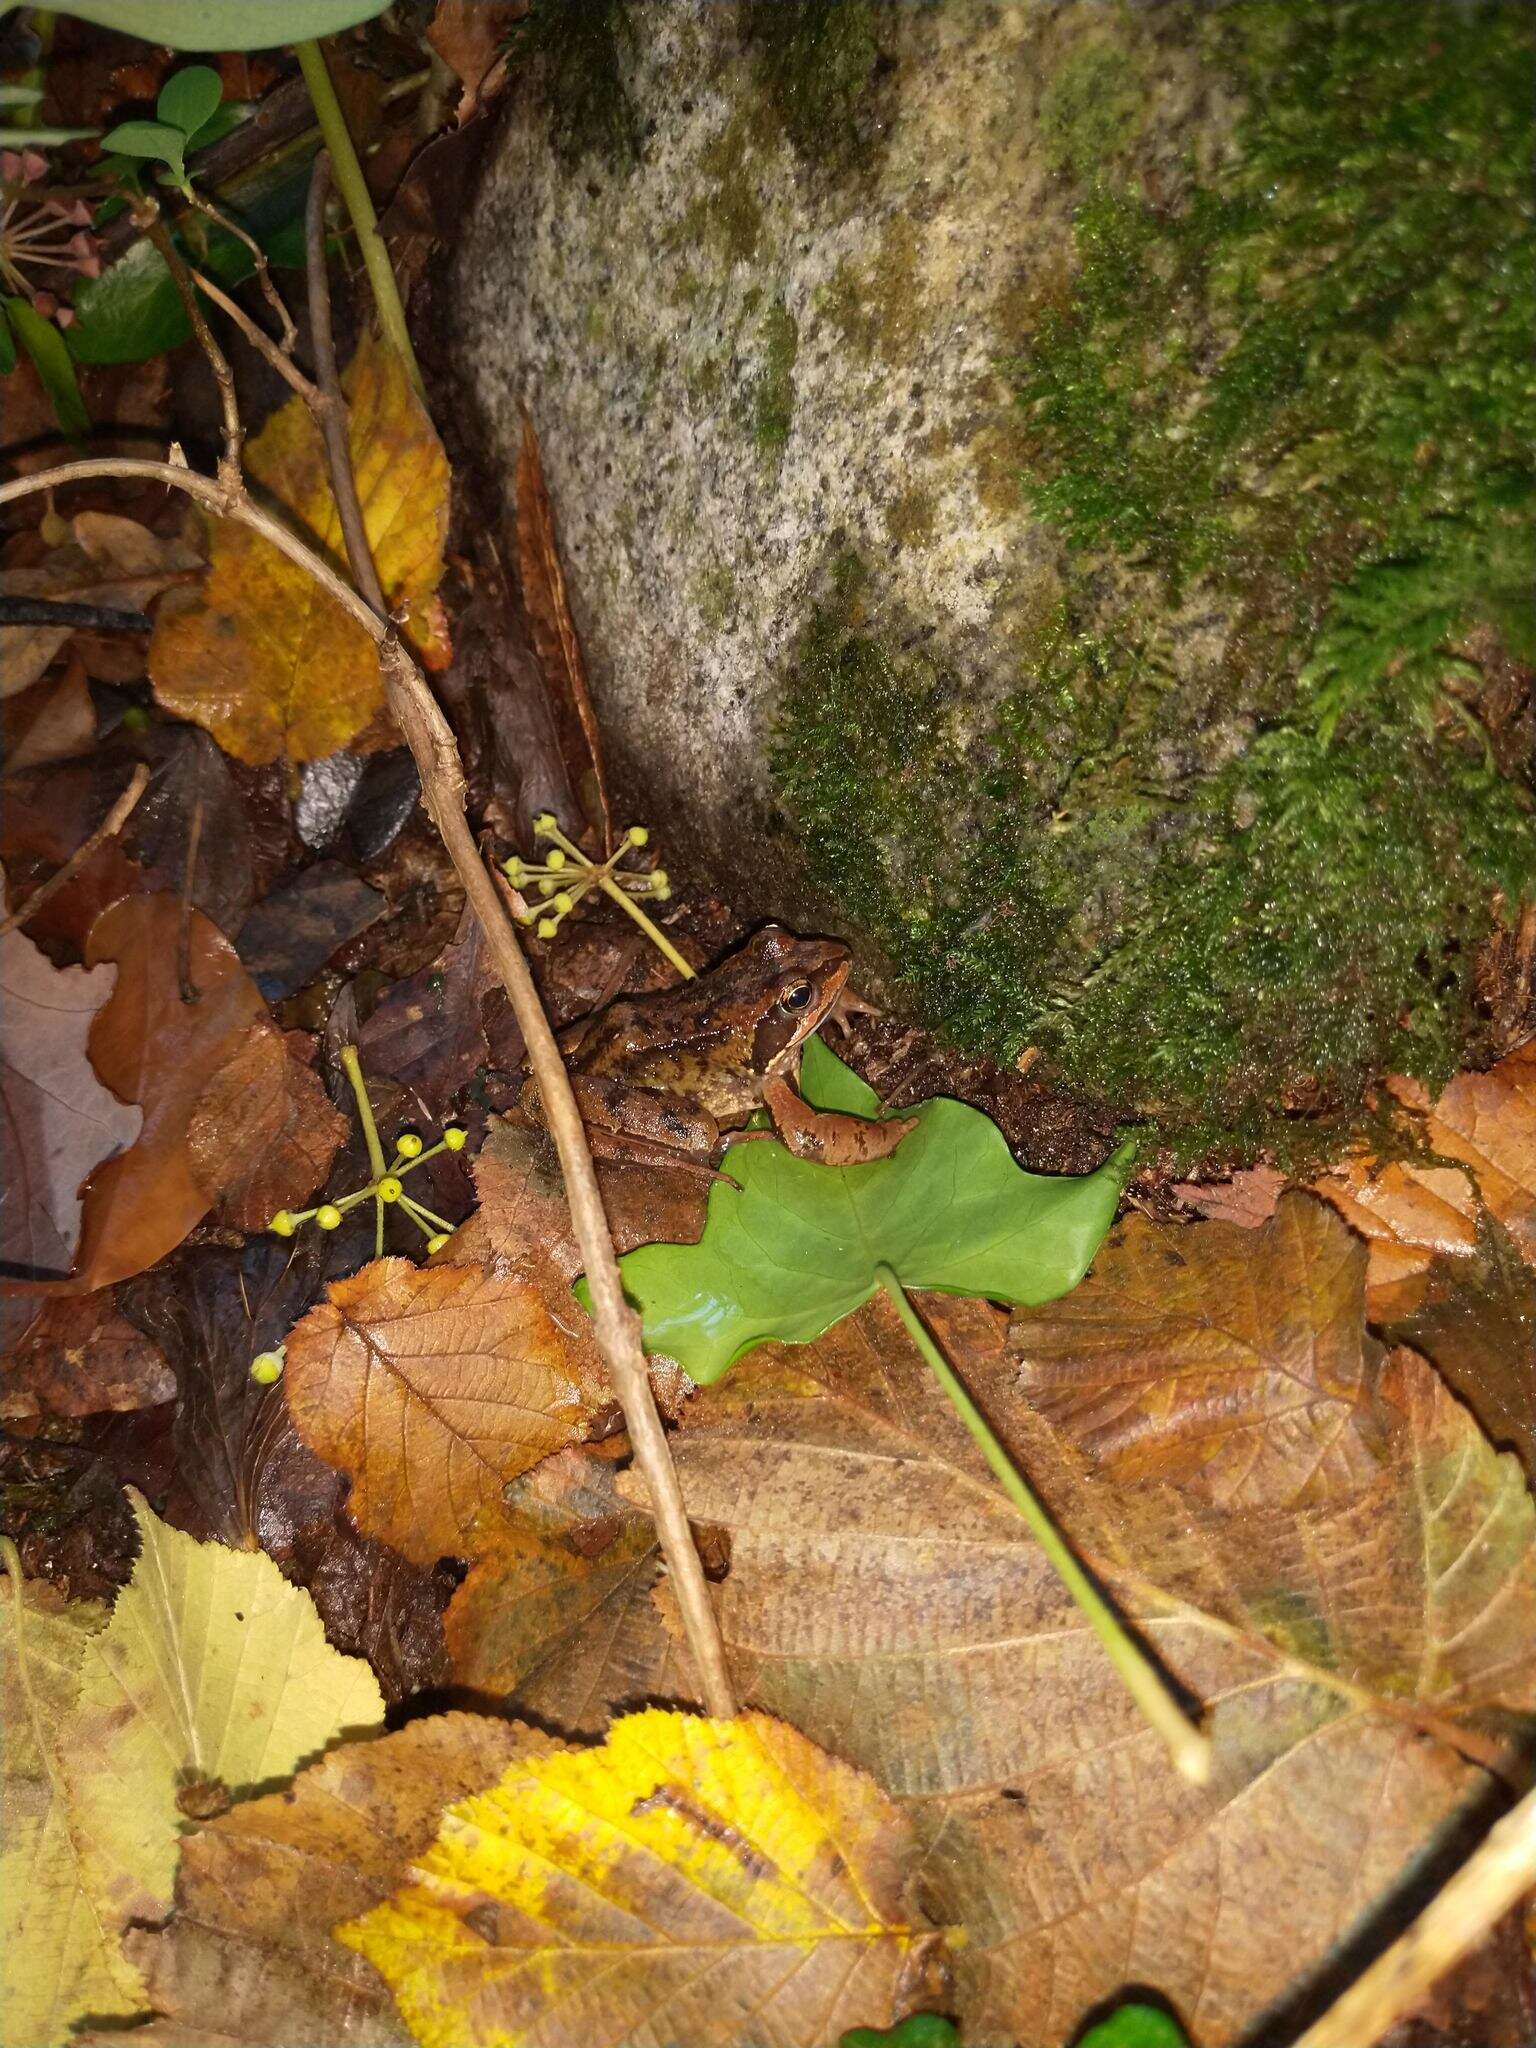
{"left": 779, "top": 980, "right": 814, "bottom": 1011}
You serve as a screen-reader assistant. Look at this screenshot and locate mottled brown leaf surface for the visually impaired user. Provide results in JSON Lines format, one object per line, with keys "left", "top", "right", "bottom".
{"left": 0, "top": 921, "right": 139, "bottom": 1278}
{"left": 77, "top": 897, "right": 265, "bottom": 1289}
{"left": 445, "top": 1447, "right": 693, "bottom": 1734}
{"left": 1008, "top": 1195, "right": 1388, "bottom": 1508}
{"left": 643, "top": 1204, "right": 1536, "bottom": 2045}
{"left": 122, "top": 1714, "right": 549, "bottom": 2048}
{"left": 1, "top": 511, "right": 199, "bottom": 698}
{"left": 1313, "top": 1153, "right": 1482, "bottom": 1318}
{"left": 149, "top": 333, "right": 450, "bottom": 765}
{"left": 186, "top": 1019, "right": 347, "bottom": 1232}
{"left": 285, "top": 1258, "right": 606, "bottom": 1565}
{"left": 0, "top": 1292, "right": 172, "bottom": 1420}
{"left": 1423, "top": 1043, "right": 1536, "bottom": 1266}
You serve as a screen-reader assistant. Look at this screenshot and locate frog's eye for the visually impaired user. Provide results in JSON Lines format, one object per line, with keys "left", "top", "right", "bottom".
{"left": 779, "top": 980, "right": 815, "bottom": 1012}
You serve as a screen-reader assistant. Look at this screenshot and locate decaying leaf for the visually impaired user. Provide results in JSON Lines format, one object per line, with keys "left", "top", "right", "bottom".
{"left": 284, "top": 1257, "right": 606, "bottom": 1566}
{"left": 1, "top": 511, "right": 199, "bottom": 698}
{"left": 123, "top": 1714, "right": 553, "bottom": 2048}
{"left": 63, "top": 1490, "right": 384, "bottom": 1942}
{"left": 340, "top": 1709, "right": 934, "bottom": 2048}
{"left": 75, "top": 895, "right": 266, "bottom": 1289}
{"left": 426, "top": 0, "right": 521, "bottom": 121}
{"left": 1, "top": 656, "right": 96, "bottom": 774}
{"left": 1312, "top": 1150, "right": 1482, "bottom": 1318}
{"left": 1, "top": 1290, "right": 173, "bottom": 1420}
{"left": 642, "top": 1200, "right": 1536, "bottom": 2044}
{"left": 0, "top": 919, "right": 140, "bottom": 1278}
{"left": 1, "top": 1557, "right": 143, "bottom": 2048}
{"left": 185, "top": 1018, "right": 348, "bottom": 1232}
{"left": 1422, "top": 1042, "right": 1536, "bottom": 1266}
{"left": 1005, "top": 1195, "right": 1389, "bottom": 1509}
{"left": 149, "top": 331, "right": 451, "bottom": 765}
{"left": 514, "top": 407, "right": 612, "bottom": 848}
{"left": 445, "top": 1446, "right": 691, "bottom": 1734}
{"left": 357, "top": 901, "right": 496, "bottom": 1113}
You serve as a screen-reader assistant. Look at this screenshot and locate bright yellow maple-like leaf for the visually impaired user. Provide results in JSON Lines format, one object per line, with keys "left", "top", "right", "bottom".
{"left": 62, "top": 1490, "right": 385, "bottom": 1945}
{"left": 1, "top": 1545, "right": 143, "bottom": 2048}
{"left": 149, "top": 330, "right": 451, "bottom": 765}
{"left": 340, "top": 1708, "right": 931, "bottom": 2048}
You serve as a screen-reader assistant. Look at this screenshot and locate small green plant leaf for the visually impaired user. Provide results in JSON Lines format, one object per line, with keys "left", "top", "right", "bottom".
{"left": 842, "top": 2016, "right": 960, "bottom": 2048}
{"left": 4, "top": 295, "right": 89, "bottom": 440}
{"left": 0, "top": 304, "right": 16, "bottom": 376}
{"left": 42, "top": 0, "right": 392, "bottom": 48}
{"left": 588, "top": 1040, "right": 1132, "bottom": 1383}
{"left": 156, "top": 65, "right": 223, "bottom": 146}
{"left": 98, "top": 117, "right": 186, "bottom": 183}
{"left": 1076, "top": 2003, "right": 1190, "bottom": 2048}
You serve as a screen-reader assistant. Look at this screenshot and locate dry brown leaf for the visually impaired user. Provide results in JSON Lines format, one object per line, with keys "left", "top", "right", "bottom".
{"left": 445, "top": 1446, "right": 693, "bottom": 1734}
{"left": 1, "top": 512, "right": 199, "bottom": 699}
{"left": 149, "top": 332, "right": 451, "bottom": 765}
{"left": 74, "top": 896, "right": 266, "bottom": 1290}
{"left": 1171, "top": 1161, "right": 1286, "bottom": 1228}
{"left": 0, "top": 919, "right": 141, "bottom": 1280}
{"left": 1312, "top": 1151, "right": 1481, "bottom": 1318}
{"left": 426, "top": 0, "right": 522, "bottom": 121}
{"left": 185, "top": 1019, "right": 347, "bottom": 1232}
{"left": 0, "top": 1291, "right": 173, "bottom": 1420}
{"left": 643, "top": 1214, "right": 1536, "bottom": 2044}
{"left": 1, "top": 657, "right": 97, "bottom": 775}
{"left": 514, "top": 408, "right": 612, "bottom": 848}
{"left": 1424, "top": 1042, "right": 1536, "bottom": 1265}
{"left": 121, "top": 1714, "right": 551, "bottom": 2048}
{"left": 1006, "top": 1194, "right": 1390, "bottom": 1508}
{"left": 284, "top": 1257, "right": 606, "bottom": 1566}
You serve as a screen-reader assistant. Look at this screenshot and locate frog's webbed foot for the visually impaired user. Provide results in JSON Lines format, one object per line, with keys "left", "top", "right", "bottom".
{"left": 823, "top": 986, "right": 882, "bottom": 1038}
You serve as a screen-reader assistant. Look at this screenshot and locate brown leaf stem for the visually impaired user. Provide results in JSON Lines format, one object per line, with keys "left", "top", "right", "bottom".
{"left": 0, "top": 760, "right": 150, "bottom": 938}
{"left": 185, "top": 187, "right": 300, "bottom": 355}
{"left": 142, "top": 212, "right": 242, "bottom": 486}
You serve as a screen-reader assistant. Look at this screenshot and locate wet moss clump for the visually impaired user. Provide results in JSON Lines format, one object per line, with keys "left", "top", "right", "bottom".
{"left": 772, "top": 0, "right": 1536, "bottom": 1166}
{"left": 504, "top": 0, "right": 639, "bottom": 169}
{"left": 751, "top": 299, "right": 799, "bottom": 453}
{"left": 747, "top": 0, "right": 882, "bottom": 165}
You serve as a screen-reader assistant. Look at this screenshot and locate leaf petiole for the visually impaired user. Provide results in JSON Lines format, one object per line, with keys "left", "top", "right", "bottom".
{"left": 340, "top": 1044, "right": 387, "bottom": 1180}
{"left": 873, "top": 1264, "right": 1212, "bottom": 1786}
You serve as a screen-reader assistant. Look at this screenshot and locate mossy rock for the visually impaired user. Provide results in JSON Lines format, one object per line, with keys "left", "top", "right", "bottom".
{"left": 455, "top": 0, "right": 1535, "bottom": 1167}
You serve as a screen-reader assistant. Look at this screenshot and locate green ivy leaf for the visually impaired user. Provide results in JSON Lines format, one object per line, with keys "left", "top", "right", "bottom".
{"left": 3, "top": 296, "right": 89, "bottom": 441}
{"left": 40, "top": 0, "right": 392, "bottom": 48}
{"left": 587, "top": 1039, "right": 1132, "bottom": 1384}
{"left": 157, "top": 65, "right": 223, "bottom": 146}
{"left": 1076, "top": 2003, "right": 1190, "bottom": 2048}
{"left": 98, "top": 117, "right": 186, "bottom": 183}
{"left": 842, "top": 2017, "right": 960, "bottom": 2048}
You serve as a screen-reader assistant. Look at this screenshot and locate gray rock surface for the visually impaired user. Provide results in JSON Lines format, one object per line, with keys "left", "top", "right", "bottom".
{"left": 452, "top": 0, "right": 1228, "bottom": 913}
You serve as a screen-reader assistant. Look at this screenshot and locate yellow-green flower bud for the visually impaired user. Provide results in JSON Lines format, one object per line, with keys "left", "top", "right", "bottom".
{"left": 627, "top": 825, "right": 649, "bottom": 846}
{"left": 533, "top": 812, "right": 557, "bottom": 836}
{"left": 546, "top": 847, "right": 567, "bottom": 870}
{"left": 378, "top": 1176, "right": 403, "bottom": 1203}
{"left": 537, "top": 916, "right": 559, "bottom": 938}
{"left": 652, "top": 870, "right": 670, "bottom": 897}
{"left": 316, "top": 1204, "right": 343, "bottom": 1230}
{"left": 504, "top": 857, "right": 526, "bottom": 886}
{"left": 269, "top": 1210, "right": 296, "bottom": 1237}
{"left": 553, "top": 891, "right": 573, "bottom": 913}
{"left": 426, "top": 1233, "right": 450, "bottom": 1255}
{"left": 395, "top": 1132, "right": 424, "bottom": 1159}
{"left": 443, "top": 1125, "right": 467, "bottom": 1151}
{"left": 250, "top": 1351, "right": 285, "bottom": 1385}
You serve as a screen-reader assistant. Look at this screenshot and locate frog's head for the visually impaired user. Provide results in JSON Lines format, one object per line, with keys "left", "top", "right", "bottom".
{"left": 725, "top": 923, "right": 851, "bottom": 1074}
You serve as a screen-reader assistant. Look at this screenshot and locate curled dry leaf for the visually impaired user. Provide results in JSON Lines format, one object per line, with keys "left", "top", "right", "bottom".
{"left": 645, "top": 1199, "right": 1536, "bottom": 2045}
{"left": 0, "top": 510, "right": 200, "bottom": 698}
{"left": 1170, "top": 1161, "right": 1286, "bottom": 1229}
{"left": 62, "top": 1491, "right": 384, "bottom": 1947}
{"left": 185, "top": 1019, "right": 348, "bottom": 1232}
{"left": 0, "top": 919, "right": 140, "bottom": 1279}
{"left": 149, "top": 331, "right": 451, "bottom": 765}
{"left": 1, "top": 1564, "right": 142, "bottom": 2048}
{"left": 74, "top": 896, "right": 265, "bottom": 1290}
{"left": 283, "top": 1257, "right": 606, "bottom": 1566}
{"left": 340, "top": 1709, "right": 936, "bottom": 2048}
{"left": 426, "top": 0, "right": 522, "bottom": 121}
{"left": 0, "top": 1291, "right": 173, "bottom": 1420}
{"left": 121, "top": 1714, "right": 553, "bottom": 2048}
{"left": 445, "top": 1446, "right": 693, "bottom": 1735}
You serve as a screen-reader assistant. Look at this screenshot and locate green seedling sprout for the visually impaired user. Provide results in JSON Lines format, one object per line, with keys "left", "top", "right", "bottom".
{"left": 266, "top": 1044, "right": 465, "bottom": 1265}
{"left": 505, "top": 815, "right": 694, "bottom": 980}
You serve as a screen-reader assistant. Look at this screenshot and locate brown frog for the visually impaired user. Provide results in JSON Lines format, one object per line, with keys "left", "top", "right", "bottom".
{"left": 524, "top": 924, "right": 914, "bottom": 1171}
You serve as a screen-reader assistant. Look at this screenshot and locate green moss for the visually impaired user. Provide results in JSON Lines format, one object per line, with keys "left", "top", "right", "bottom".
{"left": 694, "top": 564, "right": 738, "bottom": 631}
{"left": 751, "top": 299, "right": 800, "bottom": 453}
{"left": 504, "top": 0, "right": 639, "bottom": 169}
{"left": 818, "top": 218, "right": 925, "bottom": 368}
{"left": 884, "top": 486, "right": 936, "bottom": 549}
{"left": 1038, "top": 34, "right": 1146, "bottom": 180}
{"left": 747, "top": 0, "right": 881, "bottom": 164}
{"left": 684, "top": 109, "right": 769, "bottom": 267}
{"left": 772, "top": 5, "right": 1536, "bottom": 1166}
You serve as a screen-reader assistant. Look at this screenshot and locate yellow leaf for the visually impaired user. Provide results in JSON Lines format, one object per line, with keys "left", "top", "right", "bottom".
{"left": 149, "top": 331, "right": 451, "bottom": 765}
{"left": 62, "top": 1490, "right": 384, "bottom": 1944}
{"left": 340, "top": 1708, "right": 932, "bottom": 2048}
{"left": 0, "top": 1548, "right": 143, "bottom": 2048}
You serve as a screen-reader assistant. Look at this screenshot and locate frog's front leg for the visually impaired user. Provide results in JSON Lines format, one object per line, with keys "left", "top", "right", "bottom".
{"left": 759, "top": 1070, "right": 916, "bottom": 1166}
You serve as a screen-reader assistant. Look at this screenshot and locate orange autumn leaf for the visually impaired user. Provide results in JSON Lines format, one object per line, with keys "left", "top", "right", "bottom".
{"left": 1423, "top": 1042, "right": 1536, "bottom": 1265}
{"left": 185, "top": 1019, "right": 347, "bottom": 1233}
{"left": 1311, "top": 1152, "right": 1480, "bottom": 1318}
{"left": 149, "top": 333, "right": 450, "bottom": 766}
{"left": 283, "top": 1258, "right": 606, "bottom": 1566}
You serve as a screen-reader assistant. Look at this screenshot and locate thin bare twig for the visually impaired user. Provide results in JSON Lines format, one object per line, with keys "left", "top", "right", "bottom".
{"left": 0, "top": 762, "right": 150, "bottom": 938}
{"left": 1292, "top": 1780, "right": 1536, "bottom": 2048}
{"left": 185, "top": 187, "right": 299, "bottom": 353}
{"left": 186, "top": 263, "right": 321, "bottom": 408}
{"left": 142, "top": 213, "right": 242, "bottom": 486}
{"left": 299, "top": 169, "right": 737, "bottom": 1719}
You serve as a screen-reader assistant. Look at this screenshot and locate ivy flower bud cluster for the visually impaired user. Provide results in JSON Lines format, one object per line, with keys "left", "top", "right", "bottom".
{"left": 505, "top": 815, "right": 694, "bottom": 980}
